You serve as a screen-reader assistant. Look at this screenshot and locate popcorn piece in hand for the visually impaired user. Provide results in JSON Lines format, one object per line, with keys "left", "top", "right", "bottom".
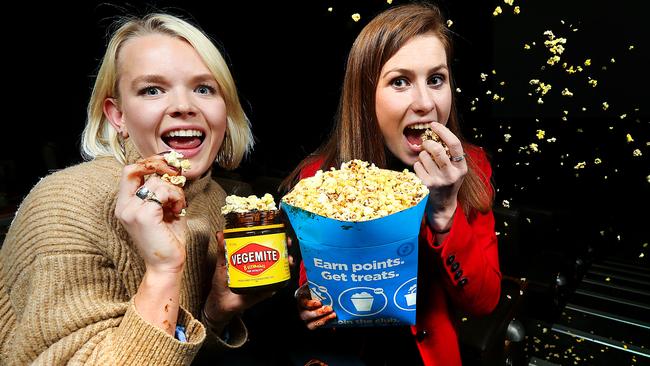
{"left": 161, "top": 151, "right": 190, "bottom": 217}
{"left": 421, "top": 128, "right": 451, "bottom": 157}
{"left": 163, "top": 151, "right": 191, "bottom": 172}
{"left": 404, "top": 123, "right": 450, "bottom": 156}
{"left": 161, "top": 151, "right": 189, "bottom": 187}
{"left": 161, "top": 173, "right": 187, "bottom": 187}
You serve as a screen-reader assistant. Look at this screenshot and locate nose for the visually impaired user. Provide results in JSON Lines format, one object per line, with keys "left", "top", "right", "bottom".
{"left": 168, "top": 91, "right": 198, "bottom": 118}
{"left": 411, "top": 83, "right": 436, "bottom": 114}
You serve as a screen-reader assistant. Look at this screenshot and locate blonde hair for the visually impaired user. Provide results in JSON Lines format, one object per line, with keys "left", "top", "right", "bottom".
{"left": 81, "top": 13, "right": 253, "bottom": 169}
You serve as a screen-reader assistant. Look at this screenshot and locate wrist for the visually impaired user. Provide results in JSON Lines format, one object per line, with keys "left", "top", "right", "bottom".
{"left": 142, "top": 267, "right": 183, "bottom": 287}
{"left": 145, "top": 259, "right": 186, "bottom": 276}
{"left": 135, "top": 270, "right": 182, "bottom": 335}
{"left": 427, "top": 204, "right": 457, "bottom": 233}
{"left": 202, "top": 305, "right": 232, "bottom": 335}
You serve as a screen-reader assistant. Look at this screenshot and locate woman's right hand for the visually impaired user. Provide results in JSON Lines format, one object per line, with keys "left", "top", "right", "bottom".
{"left": 114, "top": 154, "right": 188, "bottom": 273}
{"left": 295, "top": 284, "right": 337, "bottom": 330}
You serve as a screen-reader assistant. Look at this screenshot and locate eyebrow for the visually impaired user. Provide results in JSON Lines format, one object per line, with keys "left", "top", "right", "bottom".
{"left": 190, "top": 73, "right": 218, "bottom": 84}
{"left": 381, "top": 65, "right": 449, "bottom": 79}
{"left": 130, "top": 73, "right": 217, "bottom": 88}
{"left": 130, "top": 75, "right": 166, "bottom": 89}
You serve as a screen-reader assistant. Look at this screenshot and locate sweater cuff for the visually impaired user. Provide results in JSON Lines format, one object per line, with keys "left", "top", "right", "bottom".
{"left": 202, "top": 313, "right": 248, "bottom": 349}
{"left": 114, "top": 298, "right": 205, "bottom": 364}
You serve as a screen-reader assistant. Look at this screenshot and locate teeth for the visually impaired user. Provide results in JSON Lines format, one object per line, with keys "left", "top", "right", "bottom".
{"left": 164, "top": 129, "right": 204, "bottom": 138}
{"left": 407, "top": 123, "right": 431, "bottom": 130}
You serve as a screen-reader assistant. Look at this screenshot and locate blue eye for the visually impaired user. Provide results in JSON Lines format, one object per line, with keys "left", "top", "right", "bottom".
{"left": 139, "top": 86, "right": 162, "bottom": 96}
{"left": 196, "top": 85, "right": 216, "bottom": 95}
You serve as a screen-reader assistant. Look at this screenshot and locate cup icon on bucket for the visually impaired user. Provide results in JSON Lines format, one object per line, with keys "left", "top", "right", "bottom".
{"left": 310, "top": 286, "right": 327, "bottom": 302}
{"left": 351, "top": 292, "right": 374, "bottom": 312}
{"left": 404, "top": 284, "right": 417, "bottom": 306}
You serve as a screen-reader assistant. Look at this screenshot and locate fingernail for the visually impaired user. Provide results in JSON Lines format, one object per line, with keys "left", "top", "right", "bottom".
{"left": 157, "top": 150, "right": 172, "bottom": 156}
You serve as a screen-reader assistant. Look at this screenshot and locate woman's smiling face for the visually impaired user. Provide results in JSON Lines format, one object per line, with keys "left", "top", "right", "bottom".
{"left": 105, "top": 33, "right": 227, "bottom": 179}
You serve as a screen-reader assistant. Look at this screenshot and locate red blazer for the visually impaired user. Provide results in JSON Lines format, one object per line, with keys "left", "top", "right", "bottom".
{"left": 296, "top": 147, "right": 501, "bottom": 366}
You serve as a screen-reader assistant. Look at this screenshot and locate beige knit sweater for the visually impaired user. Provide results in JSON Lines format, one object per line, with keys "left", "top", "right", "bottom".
{"left": 0, "top": 139, "right": 246, "bottom": 365}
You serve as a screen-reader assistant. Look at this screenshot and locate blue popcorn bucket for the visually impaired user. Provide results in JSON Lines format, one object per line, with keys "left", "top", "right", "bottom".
{"left": 282, "top": 194, "right": 428, "bottom": 327}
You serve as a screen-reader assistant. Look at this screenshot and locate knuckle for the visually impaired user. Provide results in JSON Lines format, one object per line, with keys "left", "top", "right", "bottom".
{"left": 120, "top": 208, "right": 136, "bottom": 224}
{"left": 432, "top": 145, "right": 446, "bottom": 156}
{"left": 122, "top": 164, "right": 138, "bottom": 176}
{"left": 448, "top": 140, "right": 462, "bottom": 150}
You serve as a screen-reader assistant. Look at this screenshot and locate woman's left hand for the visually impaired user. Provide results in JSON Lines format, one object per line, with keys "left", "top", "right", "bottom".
{"left": 413, "top": 122, "right": 468, "bottom": 232}
{"left": 203, "top": 231, "right": 275, "bottom": 333}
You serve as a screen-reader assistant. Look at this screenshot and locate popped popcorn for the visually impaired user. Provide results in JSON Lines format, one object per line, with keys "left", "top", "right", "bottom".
{"left": 161, "top": 173, "right": 186, "bottom": 187}
{"left": 282, "top": 160, "right": 428, "bottom": 222}
{"left": 421, "top": 128, "right": 451, "bottom": 156}
{"left": 163, "top": 150, "right": 191, "bottom": 171}
{"left": 161, "top": 150, "right": 191, "bottom": 216}
{"left": 221, "top": 193, "right": 277, "bottom": 215}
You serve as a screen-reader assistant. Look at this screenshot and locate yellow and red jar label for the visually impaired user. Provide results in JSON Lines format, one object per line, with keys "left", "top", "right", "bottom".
{"left": 224, "top": 224, "right": 290, "bottom": 289}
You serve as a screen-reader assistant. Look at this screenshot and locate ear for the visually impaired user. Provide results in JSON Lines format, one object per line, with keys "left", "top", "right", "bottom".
{"left": 103, "top": 98, "right": 129, "bottom": 138}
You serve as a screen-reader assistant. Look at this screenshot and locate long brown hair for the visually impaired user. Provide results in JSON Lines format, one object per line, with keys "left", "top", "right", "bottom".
{"left": 281, "top": 3, "right": 493, "bottom": 214}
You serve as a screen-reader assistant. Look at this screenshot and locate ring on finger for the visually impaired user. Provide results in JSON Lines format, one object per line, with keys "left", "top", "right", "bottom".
{"left": 450, "top": 153, "right": 467, "bottom": 162}
{"left": 135, "top": 186, "right": 163, "bottom": 205}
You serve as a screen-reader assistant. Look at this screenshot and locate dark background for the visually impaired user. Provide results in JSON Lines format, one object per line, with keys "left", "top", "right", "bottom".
{"left": 1, "top": 1, "right": 647, "bottom": 363}
{"left": 2, "top": 0, "right": 647, "bottom": 254}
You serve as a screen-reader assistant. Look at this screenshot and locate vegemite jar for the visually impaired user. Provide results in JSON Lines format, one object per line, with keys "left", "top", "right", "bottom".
{"left": 224, "top": 209, "right": 290, "bottom": 294}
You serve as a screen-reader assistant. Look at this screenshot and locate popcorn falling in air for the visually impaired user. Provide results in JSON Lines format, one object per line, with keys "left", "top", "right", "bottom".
{"left": 574, "top": 162, "right": 586, "bottom": 169}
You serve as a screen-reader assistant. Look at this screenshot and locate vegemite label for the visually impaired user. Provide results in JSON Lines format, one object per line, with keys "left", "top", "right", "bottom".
{"left": 226, "top": 232, "right": 290, "bottom": 287}
{"left": 230, "top": 243, "right": 279, "bottom": 276}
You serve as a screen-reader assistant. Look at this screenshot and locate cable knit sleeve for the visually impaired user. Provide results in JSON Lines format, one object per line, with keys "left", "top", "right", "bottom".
{"left": 0, "top": 161, "right": 205, "bottom": 365}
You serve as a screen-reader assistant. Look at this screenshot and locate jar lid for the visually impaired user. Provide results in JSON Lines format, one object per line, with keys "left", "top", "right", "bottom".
{"left": 224, "top": 223, "right": 285, "bottom": 233}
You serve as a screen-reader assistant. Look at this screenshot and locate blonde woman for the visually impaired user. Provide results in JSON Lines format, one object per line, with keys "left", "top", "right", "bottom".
{"left": 0, "top": 13, "right": 269, "bottom": 365}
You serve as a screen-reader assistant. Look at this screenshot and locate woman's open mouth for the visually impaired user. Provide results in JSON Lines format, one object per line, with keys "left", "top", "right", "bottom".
{"left": 161, "top": 129, "right": 206, "bottom": 158}
{"left": 161, "top": 129, "right": 205, "bottom": 150}
{"left": 404, "top": 123, "right": 430, "bottom": 147}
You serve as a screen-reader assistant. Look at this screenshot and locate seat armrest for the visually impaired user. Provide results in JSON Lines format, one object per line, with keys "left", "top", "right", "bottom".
{"left": 455, "top": 276, "right": 527, "bottom": 362}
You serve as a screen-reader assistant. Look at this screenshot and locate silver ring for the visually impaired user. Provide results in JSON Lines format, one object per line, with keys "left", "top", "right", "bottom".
{"left": 135, "top": 186, "right": 162, "bottom": 205}
{"left": 450, "top": 153, "right": 467, "bottom": 162}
